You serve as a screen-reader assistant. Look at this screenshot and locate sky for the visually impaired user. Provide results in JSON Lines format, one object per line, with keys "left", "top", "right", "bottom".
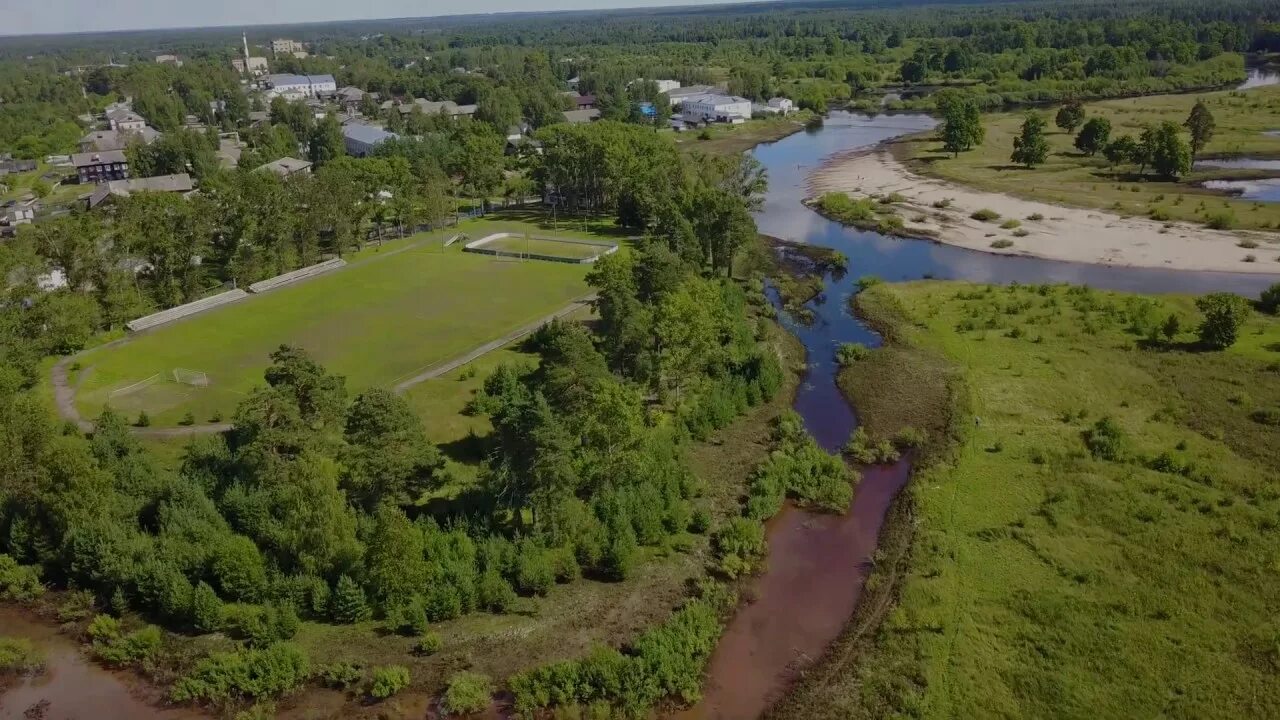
{"left": 6, "top": 0, "right": 749, "bottom": 36}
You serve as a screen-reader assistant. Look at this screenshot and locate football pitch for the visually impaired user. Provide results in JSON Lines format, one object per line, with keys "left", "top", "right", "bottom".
{"left": 71, "top": 225, "right": 599, "bottom": 427}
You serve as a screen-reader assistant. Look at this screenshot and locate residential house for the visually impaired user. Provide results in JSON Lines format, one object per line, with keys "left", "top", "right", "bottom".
{"left": 681, "top": 94, "right": 753, "bottom": 124}
{"left": 255, "top": 157, "right": 313, "bottom": 178}
{"left": 342, "top": 124, "right": 399, "bottom": 157}
{"left": 335, "top": 86, "right": 367, "bottom": 111}
{"left": 401, "top": 99, "right": 478, "bottom": 118}
{"left": 3, "top": 197, "right": 39, "bottom": 226}
{"left": 247, "top": 110, "right": 271, "bottom": 127}
{"left": 767, "top": 97, "right": 794, "bottom": 114}
{"left": 573, "top": 94, "right": 597, "bottom": 110}
{"left": 0, "top": 157, "right": 37, "bottom": 177}
{"left": 155, "top": 54, "right": 183, "bottom": 66}
{"left": 106, "top": 107, "right": 148, "bottom": 131}
{"left": 73, "top": 150, "right": 129, "bottom": 184}
{"left": 86, "top": 173, "right": 194, "bottom": 209}
{"left": 562, "top": 109, "right": 601, "bottom": 124}
{"left": 79, "top": 127, "right": 160, "bottom": 152}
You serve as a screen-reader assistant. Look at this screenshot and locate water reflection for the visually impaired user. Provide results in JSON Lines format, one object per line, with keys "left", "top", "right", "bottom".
{"left": 1238, "top": 66, "right": 1280, "bottom": 90}
{"left": 751, "top": 111, "right": 1275, "bottom": 448}
{"left": 1203, "top": 178, "right": 1280, "bottom": 202}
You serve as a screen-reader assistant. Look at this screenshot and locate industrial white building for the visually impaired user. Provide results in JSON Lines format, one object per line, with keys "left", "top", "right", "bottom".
{"left": 681, "top": 94, "right": 753, "bottom": 124}
{"left": 264, "top": 74, "right": 337, "bottom": 98}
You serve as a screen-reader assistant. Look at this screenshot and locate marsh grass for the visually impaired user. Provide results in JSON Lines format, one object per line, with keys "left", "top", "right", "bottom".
{"left": 773, "top": 280, "right": 1280, "bottom": 720}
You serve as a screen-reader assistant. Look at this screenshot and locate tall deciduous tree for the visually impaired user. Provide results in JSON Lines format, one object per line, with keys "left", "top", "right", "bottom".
{"left": 1074, "top": 117, "right": 1111, "bottom": 156}
{"left": 1011, "top": 113, "right": 1050, "bottom": 168}
{"left": 937, "top": 92, "right": 984, "bottom": 157}
{"left": 1055, "top": 101, "right": 1085, "bottom": 133}
{"left": 1184, "top": 100, "right": 1215, "bottom": 157}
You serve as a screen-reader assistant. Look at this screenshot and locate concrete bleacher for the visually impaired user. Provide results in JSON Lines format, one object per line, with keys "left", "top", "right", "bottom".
{"left": 126, "top": 289, "right": 249, "bottom": 332}
{"left": 248, "top": 258, "right": 347, "bottom": 294}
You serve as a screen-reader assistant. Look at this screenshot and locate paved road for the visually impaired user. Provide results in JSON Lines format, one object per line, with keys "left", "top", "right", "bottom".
{"left": 51, "top": 294, "right": 597, "bottom": 438}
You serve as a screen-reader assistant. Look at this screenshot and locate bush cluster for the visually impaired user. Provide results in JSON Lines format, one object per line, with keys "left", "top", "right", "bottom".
{"left": 509, "top": 598, "right": 721, "bottom": 717}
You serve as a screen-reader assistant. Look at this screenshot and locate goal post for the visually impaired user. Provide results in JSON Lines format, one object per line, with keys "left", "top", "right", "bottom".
{"left": 108, "top": 373, "right": 160, "bottom": 399}
{"left": 172, "top": 368, "right": 211, "bottom": 387}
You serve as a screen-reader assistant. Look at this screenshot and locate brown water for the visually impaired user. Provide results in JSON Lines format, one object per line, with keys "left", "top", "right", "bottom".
{"left": 0, "top": 608, "right": 201, "bottom": 720}
{"left": 675, "top": 462, "right": 911, "bottom": 720}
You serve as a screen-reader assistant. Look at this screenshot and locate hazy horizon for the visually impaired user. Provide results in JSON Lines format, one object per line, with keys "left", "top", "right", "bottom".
{"left": 6, "top": 0, "right": 758, "bottom": 37}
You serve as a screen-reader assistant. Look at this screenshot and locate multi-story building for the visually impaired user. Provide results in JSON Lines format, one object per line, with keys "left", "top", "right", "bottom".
{"left": 271, "top": 39, "right": 305, "bottom": 56}
{"left": 73, "top": 150, "right": 129, "bottom": 184}
{"left": 264, "top": 74, "right": 337, "bottom": 98}
{"left": 681, "top": 94, "right": 754, "bottom": 124}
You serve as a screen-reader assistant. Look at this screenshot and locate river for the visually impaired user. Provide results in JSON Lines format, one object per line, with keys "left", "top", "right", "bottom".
{"left": 680, "top": 111, "right": 1276, "bottom": 719}
{"left": 4, "top": 113, "right": 1277, "bottom": 720}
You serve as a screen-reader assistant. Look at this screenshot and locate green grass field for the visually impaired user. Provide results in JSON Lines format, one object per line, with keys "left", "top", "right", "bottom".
{"left": 901, "top": 83, "right": 1280, "bottom": 230}
{"left": 70, "top": 218, "right": 611, "bottom": 427}
{"left": 785, "top": 281, "right": 1280, "bottom": 719}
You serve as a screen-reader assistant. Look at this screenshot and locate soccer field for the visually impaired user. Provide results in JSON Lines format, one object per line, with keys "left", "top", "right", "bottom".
{"left": 71, "top": 228, "right": 596, "bottom": 427}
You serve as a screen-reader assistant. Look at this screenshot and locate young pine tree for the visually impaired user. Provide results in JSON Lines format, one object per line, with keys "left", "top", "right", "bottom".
{"left": 330, "top": 575, "right": 370, "bottom": 624}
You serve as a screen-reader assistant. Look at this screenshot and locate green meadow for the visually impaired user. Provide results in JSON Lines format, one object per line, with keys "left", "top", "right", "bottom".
{"left": 780, "top": 280, "right": 1280, "bottom": 719}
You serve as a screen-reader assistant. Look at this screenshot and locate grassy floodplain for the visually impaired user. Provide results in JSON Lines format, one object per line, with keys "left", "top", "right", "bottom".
{"left": 777, "top": 280, "right": 1280, "bottom": 719}
{"left": 68, "top": 215, "right": 625, "bottom": 427}
{"left": 899, "top": 83, "right": 1280, "bottom": 230}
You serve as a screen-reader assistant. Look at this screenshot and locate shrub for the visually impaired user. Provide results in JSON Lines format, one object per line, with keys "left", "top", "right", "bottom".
{"left": 990, "top": 239, "right": 1014, "bottom": 249}
{"left": 697, "top": 129, "right": 712, "bottom": 141}
{"left": 476, "top": 570, "right": 517, "bottom": 613}
{"left": 711, "top": 518, "right": 766, "bottom": 579}
{"left": 1084, "top": 417, "right": 1125, "bottom": 461}
{"left": 368, "top": 665, "right": 411, "bottom": 700}
{"left": 1195, "top": 293, "right": 1251, "bottom": 350}
{"left": 1261, "top": 283, "right": 1280, "bottom": 315}
{"left": 1239, "top": 239, "right": 1259, "bottom": 249}
{"left": 932, "top": 198, "right": 953, "bottom": 209}
{"left": 835, "top": 342, "right": 870, "bottom": 365}
{"left": 1149, "top": 207, "right": 1172, "bottom": 221}
{"left": 171, "top": 643, "right": 311, "bottom": 705}
{"left": 223, "top": 604, "right": 299, "bottom": 646}
{"left": 856, "top": 275, "right": 883, "bottom": 290}
{"left": 1204, "top": 210, "right": 1235, "bottom": 230}
{"left": 0, "top": 637, "right": 43, "bottom": 674}
{"left": 93, "top": 624, "right": 162, "bottom": 666}
{"left": 688, "top": 507, "right": 712, "bottom": 534}
{"left": 0, "top": 555, "right": 43, "bottom": 601}
{"left": 191, "top": 582, "right": 224, "bottom": 633}
{"left": 1000, "top": 219, "right": 1022, "bottom": 229}
{"left": 1026, "top": 213, "right": 1044, "bottom": 221}
{"left": 880, "top": 192, "right": 908, "bottom": 204}
{"left": 971, "top": 208, "right": 1000, "bottom": 222}
{"left": 443, "top": 671, "right": 493, "bottom": 715}
{"left": 413, "top": 632, "right": 443, "bottom": 656}
{"left": 516, "top": 543, "right": 556, "bottom": 597}
{"left": 893, "top": 427, "right": 928, "bottom": 449}
{"left": 135, "top": 411, "right": 150, "bottom": 427}
{"left": 180, "top": 411, "right": 196, "bottom": 426}
{"left": 319, "top": 662, "right": 363, "bottom": 690}
{"left": 1251, "top": 408, "right": 1280, "bottom": 427}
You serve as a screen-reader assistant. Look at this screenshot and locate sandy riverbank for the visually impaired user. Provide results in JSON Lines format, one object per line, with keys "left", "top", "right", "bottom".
{"left": 808, "top": 148, "right": 1280, "bottom": 274}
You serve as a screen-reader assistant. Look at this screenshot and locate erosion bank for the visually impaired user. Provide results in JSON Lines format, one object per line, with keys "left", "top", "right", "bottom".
{"left": 808, "top": 147, "right": 1280, "bottom": 273}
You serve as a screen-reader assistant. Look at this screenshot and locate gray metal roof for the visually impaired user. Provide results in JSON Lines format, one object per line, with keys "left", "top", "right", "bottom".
{"left": 342, "top": 123, "right": 398, "bottom": 145}
{"left": 72, "top": 150, "right": 127, "bottom": 167}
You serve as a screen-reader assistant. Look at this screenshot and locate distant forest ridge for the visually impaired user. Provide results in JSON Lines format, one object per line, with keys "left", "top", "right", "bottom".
{"left": 2, "top": 0, "right": 1275, "bottom": 58}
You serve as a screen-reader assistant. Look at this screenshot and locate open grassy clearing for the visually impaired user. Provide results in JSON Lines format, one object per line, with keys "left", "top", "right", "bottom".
{"left": 787, "top": 280, "right": 1280, "bottom": 719}
{"left": 900, "top": 83, "right": 1280, "bottom": 231}
{"left": 69, "top": 216, "right": 610, "bottom": 427}
{"left": 673, "top": 116, "right": 807, "bottom": 156}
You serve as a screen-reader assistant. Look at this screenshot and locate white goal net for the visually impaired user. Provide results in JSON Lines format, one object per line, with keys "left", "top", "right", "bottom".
{"left": 108, "top": 373, "right": 160, "bottom": 399}
{"left": 172, "top": 368, "right": 211, "bottom": 387}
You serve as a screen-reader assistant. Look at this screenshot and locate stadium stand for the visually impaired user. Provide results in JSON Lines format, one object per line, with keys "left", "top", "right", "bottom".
{"left": 125, "top": 289, "right": 249, "bottom": 332}
{"left": 248, "top": 258, "right": 347, "bottom": 293}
